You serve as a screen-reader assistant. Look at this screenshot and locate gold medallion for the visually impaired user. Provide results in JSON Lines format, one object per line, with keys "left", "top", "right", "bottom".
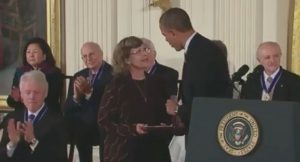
{"left": 262, "top": 93, "right": 271, "bottom": 101}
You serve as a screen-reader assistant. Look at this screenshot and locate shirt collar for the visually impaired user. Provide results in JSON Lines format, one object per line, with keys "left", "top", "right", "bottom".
{"left": 184, "top": 32, "right": 197, "bottom": 54}
{"left": 263, "top": 67, "right": 280, "bottom": 81}
{"left": 90, "top": 61, "right": 104, "bottom": 74}
{"left": 28, "top": 103, "right": 45, "bottom": 117}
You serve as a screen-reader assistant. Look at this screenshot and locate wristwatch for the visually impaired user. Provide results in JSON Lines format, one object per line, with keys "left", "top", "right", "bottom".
{"left": 174, "top": 106, "right": 179, "bottom": 113}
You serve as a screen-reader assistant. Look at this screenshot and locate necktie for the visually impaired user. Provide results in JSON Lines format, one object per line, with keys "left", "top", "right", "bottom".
{"left": 89, "top": 74, "right": 96, "bottom": 85}
{"left": 28, "top": 114, "right": 36, "bottom": 122}
{"left": 266, "top": 76, "right": 273, "bottom": 89}
{"left": 184, "top": 52, "right": 187, "bottom": 63}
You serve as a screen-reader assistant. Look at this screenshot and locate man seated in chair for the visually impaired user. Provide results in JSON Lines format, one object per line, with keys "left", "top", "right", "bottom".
{"left": 64, "top": 42, "right": 113, "bottom": 162}
{"left": 0, "top": 70, "right": 68, "bottom": 162}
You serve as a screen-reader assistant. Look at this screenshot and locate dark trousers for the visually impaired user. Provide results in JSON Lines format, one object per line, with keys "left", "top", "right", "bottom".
{"left": 74, "top": 137, "right": 104, "bottom": 162}
{"left": 68, "top": 121, "right": 104, "bottom": 162}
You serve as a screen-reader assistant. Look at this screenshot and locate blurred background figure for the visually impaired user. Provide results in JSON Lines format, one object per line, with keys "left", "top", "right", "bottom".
{"left": 98, "top": 36, "right": 173, "bottom": 162}
{"left": 241, "top": 41, "right": 300, "bottom": 102}
{"left": 141, "top": 37, "right": 179, "bottom": 97}
{"left": 212, "top": 40, "right": 235, "bottom": 76}
{"left": 212, "top": 40, "right": 239, "bottom": 99}
{"left": 64, "top": 42, "right": 113, "bottom": 162}
{"left": 0, "top": 70, "right": 67, "bottom": 162}
{"left": 6, "top": 37, "right": 63, "bottom": 114}
{"left": 141, "top": 37, "right": 183, "bottom": 162}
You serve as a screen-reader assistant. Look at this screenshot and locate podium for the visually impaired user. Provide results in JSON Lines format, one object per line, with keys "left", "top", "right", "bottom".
{"left": 186, "top": 97, "right": 300, "bottom": 162}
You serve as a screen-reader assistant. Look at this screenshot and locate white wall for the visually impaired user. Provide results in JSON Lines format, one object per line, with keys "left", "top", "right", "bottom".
{"left": 65, "top": 0, "right": 290, "bottom": 77}
{"left": 65, "top": 0, "right": 117, "bottom": 76}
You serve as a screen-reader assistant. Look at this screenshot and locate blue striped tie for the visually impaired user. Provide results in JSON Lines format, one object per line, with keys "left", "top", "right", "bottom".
{"left": 28, "top": 114, "right": 36, "bottom": 122}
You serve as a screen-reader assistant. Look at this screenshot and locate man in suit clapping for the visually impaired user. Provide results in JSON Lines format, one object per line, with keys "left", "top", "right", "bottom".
{"left": 0, "top": 70, "right": 68, "bottom": 162}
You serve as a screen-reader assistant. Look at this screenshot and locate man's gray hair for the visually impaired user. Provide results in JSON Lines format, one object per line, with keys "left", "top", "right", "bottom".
{"left": 81, "top": 41, "right": 103, "bottom": 55}
{"left": 20, "top": 70, "right": 49, "bottom": 97}
{"left": 256, "top": 41, "right": 282, "bottom": 60}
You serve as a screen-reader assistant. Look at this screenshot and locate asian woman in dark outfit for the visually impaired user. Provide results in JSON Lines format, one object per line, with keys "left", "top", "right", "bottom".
{"left": 6, "top": 37, "right": 63, "bottom": 114}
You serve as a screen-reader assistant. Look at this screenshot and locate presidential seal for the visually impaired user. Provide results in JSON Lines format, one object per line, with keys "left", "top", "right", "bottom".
{"left": 217, "top": 110, "right": 259, "bottom": 156}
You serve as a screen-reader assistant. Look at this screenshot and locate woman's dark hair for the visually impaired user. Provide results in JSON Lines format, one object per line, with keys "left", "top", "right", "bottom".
{"left": 22, "top": 37, "right": 56, "bottom": 66}
{"left": 112, "top": 36, "right": 143, "bottom": 74}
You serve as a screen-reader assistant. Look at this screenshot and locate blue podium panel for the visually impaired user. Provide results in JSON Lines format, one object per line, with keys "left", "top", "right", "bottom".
{"left": 186, "top": 97, "right": 300, "bottom": 162}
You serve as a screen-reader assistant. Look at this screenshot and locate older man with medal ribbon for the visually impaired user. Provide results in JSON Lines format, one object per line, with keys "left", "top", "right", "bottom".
{"left": 0, "top": 70, "right": 67, "bottom": 162}
{"left": 241, "top": 41, "right": 300, "bottom": 102}
{"left": 64, "top": 42, "right": 113, "bottom": 162}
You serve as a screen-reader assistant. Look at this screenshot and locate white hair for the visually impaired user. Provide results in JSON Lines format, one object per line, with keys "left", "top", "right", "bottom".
{"left": 141, "top": 37, "right": 156, "bottom": 53}
{"left": 19, "top": 70, "right": 49, "bottom": 97}
{"left": 81, "top": 41, "right": 103, "bottom": 55}
{"left": 256, "top": 41, "right": 282, "bottom": 60}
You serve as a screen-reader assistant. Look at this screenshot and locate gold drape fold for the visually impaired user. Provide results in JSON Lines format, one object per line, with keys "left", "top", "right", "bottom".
{"left": 47, "top": 0, "right": 62, "bottom": 68}
{"left": 290, "top": 0, "right": 300, "bottom": 75}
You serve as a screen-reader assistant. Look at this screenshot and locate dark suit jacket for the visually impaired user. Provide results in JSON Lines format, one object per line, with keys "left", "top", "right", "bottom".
{"left": 241, "top": 68, "right": 300, "bottom": 102}
{"left": 150, "top": 62, "right": 179, "bottom": 96}
{"left": 178, "top": 33, "right": 232, "bottom": 131}
{"left": 64, "top": 61, "right": 113, "bottom": 145}
{"left": 0, "top": 107, "right": 68, "bottom": 162}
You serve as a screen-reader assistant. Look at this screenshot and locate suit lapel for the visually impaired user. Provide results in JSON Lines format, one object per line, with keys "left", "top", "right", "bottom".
{"left": 149, "top": 62, "right": 158, "bottom": 74}
{"left": 256, "top": 76, "right": 264, "bottom": 99}
{"left": 34, "top": 110, "right": 55, "bottom": 139}
{"left": 93, "top": 63, "right": 109, "bottom": 88}
{"left": 272, "top": 71, "right": 286, "bottom": 100}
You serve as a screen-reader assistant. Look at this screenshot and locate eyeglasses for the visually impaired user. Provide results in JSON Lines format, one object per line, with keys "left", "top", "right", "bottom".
{"left": 130, "top": 47, "right": 151, "bottom": 55}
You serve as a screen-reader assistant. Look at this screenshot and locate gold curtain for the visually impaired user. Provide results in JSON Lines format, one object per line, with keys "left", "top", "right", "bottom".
{"left": 47, "top": 0, "right": 62, "bottom": 68}
{"left": 289, "top": 0, "right": 300, "bottom": 75}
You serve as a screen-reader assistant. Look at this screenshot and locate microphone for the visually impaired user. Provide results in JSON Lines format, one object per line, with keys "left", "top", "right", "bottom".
{"left": 253, "top": 65, "right": 264, "bottom": 73}
{"left": 232, "top": 64, "right": 250, "bottom": 82}
{"left": 246, "top": 65, "right": 264, "bottom": 80}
